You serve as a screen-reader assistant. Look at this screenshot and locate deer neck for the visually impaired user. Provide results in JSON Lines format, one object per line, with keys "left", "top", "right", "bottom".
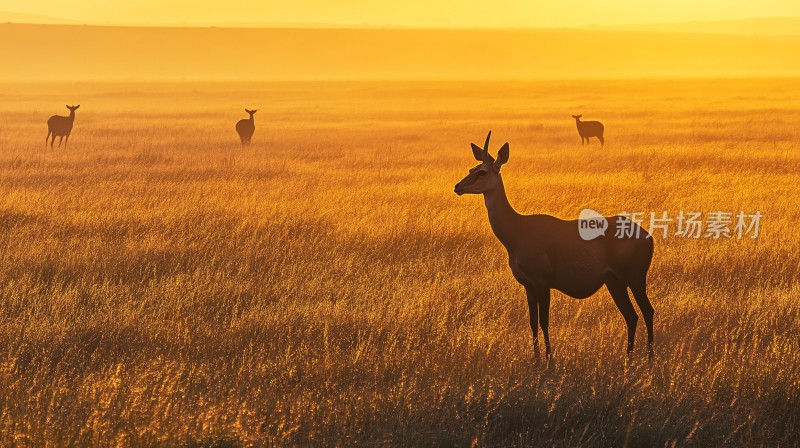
{"left": 483, "top": 175, "right": 522, "bottom": 247}
{"left": 69, "top": 110, "right": 76, "bottom": 121}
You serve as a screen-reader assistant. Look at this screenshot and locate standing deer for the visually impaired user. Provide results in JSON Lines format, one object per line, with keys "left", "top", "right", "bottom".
{"left": 454, "top": 131, "right": 654, "bottom": 360}
{"left": 46, "top": 105, "right": 80, "bottom": 149}
{"left": 236, "top": 109, "right": 257, "bottom": 146}
{"left": 572, "top": 114, "right": 604, "bottom": 146}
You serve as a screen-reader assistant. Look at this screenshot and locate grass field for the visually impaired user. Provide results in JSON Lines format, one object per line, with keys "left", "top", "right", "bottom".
{"left": 0, "top": 79, "right": 798, "bottom": 446}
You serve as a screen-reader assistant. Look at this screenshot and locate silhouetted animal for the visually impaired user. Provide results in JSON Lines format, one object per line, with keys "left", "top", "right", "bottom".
{"left": 46, "top": 105, "right": 80, "bottom": 149}
{"left": 236, "top": 109, "right": 257, "bottom": 145}
{"left": 572, "top": 114, "right": 604, "bottom": 146}
{"left": 454, "top": 131, "right": 654, "bottom": 360}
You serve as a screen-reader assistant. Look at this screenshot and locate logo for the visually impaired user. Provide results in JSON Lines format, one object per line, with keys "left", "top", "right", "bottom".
{"left": 577, "top": 209, "right": 762, "bottom": 240}
{"left": 578, "top": 208, "right": 608, "bottom": 240}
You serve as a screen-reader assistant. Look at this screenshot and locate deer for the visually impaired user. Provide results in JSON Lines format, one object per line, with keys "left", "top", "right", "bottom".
{"left": 46, "top": 105, "right": 80, "bottom": 149}
{"left": 454, "top": 131, "right": 654, "bottom": 361}
{"left": 572, "top": 114, "right": 604, "bottom": 146}
{"left": 236, "top": 109, "right": 257, "bottom": 146}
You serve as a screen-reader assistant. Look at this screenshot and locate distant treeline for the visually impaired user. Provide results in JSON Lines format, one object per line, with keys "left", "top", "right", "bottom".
{"left": 2, "top": 23, "right": 800, "bottom": 81}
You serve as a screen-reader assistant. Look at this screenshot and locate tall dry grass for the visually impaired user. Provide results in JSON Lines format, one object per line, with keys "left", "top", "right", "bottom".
{"left": 0, "top": 79, "right": 798, "bottom": 446}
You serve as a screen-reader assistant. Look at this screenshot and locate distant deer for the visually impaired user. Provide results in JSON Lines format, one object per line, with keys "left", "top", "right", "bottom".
{"left": 46, "top": 105, "right": 80, "bottom": 149}
{"left": 236, "top": 109, "right": 257, "bottom": 145}
{"left": 454, "top": 131, "right": 654, "bottom": 360}
{"left": 572, "top": 114, "right": 604, "bottom": 146}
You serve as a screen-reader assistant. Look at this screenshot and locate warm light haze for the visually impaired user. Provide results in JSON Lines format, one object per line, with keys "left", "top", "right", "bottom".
{"left": 2, "top": 0, "right": 800, "bottom": 81}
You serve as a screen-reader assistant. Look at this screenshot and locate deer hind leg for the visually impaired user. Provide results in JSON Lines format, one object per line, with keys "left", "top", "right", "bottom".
{"left": 606, "top": 275, "right": 638, "bottom": 354}
{"left": 64, "top": 134, "right": 69, "bottom": 148}
{"left": 630, "top": 279, "right": 654, "bottom": 357}
{"left": 46, "top": 130, "right": 51, "bottom": 147}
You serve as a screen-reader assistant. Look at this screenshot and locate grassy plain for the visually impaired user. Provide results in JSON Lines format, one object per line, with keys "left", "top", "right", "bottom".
{"left": 0, "top": 79, "right": 798, "bottom": 446}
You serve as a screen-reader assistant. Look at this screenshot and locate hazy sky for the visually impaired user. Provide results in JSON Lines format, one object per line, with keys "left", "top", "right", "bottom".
{"left": 3, "top": 0, "right": 800, "bottom": 27}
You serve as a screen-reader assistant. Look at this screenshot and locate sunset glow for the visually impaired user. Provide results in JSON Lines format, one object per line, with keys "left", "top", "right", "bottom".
{"left": 3, "top": 0, "right": 800, "bottom": 27}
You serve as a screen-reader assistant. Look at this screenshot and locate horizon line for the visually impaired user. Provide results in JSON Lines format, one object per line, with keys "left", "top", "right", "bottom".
{"left": 3, "top": 76, "right": 800, "bottom": 84}
{"left": 2, "top": 14, "right": 800, "bottom": 31}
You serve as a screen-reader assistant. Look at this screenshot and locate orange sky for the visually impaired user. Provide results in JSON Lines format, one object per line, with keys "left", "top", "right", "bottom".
{"left": 3, "top": 0, "right": 800, "bottom": 27}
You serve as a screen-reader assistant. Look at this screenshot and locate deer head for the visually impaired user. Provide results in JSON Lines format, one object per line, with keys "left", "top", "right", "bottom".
{"left": 454, "top": 130, "right": 509, "bottom": 196}
{"left": 67, "top": 105, "right": 80, "bottom": 111}
{"left": 245, "top": 109, "right": 257, "bottom": 116}
{"left": 572, "top": 114, "right": 582, "bottom": 120}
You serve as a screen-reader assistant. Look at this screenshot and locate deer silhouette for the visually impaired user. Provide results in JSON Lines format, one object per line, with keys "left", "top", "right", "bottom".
{"left": 454, "top": 131, "right": 654, "bottom": 360}
{"left": 236, "top": 109, "right": 257, "bottom": 145}
{"left": 46, "top": 105, "right": 80, "bottom": 149}
{"left": 572, "top": 114, "right": 604, "bottom": 146}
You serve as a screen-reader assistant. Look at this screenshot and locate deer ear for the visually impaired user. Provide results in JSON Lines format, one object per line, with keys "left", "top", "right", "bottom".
{"left": 470, "top": 143, "right": 483, "bottom": 161}
{"left": 494, "top": 143, "right": 509, "bottom": 169}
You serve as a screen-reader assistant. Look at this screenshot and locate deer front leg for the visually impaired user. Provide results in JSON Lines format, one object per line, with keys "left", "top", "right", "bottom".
{"left": 524, "top": 286, "right": 539, "bottom": 358}
{"left": 538, "top": 292, "right": 552, "bottom": 358}
{"left": 525, "top": 285, "right": 552, "bottom": 361}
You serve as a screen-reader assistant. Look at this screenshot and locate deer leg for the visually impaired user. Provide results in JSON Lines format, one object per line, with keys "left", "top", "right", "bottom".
{"left": 630, "top": 280, "right": 654, "bottom": 358}
{"left": 524, "top": 286, "right": 540, "bottom": 359}
{"left": 598, "top": 135, "right": 605, "bottom": 146}
{"left": 58, "top": 136, "right": 63, "bottom": 147}
{"left": 606, "top": 275, "right": 638, "bottom": 355}
{"left": 538, "top": 291, "right": 552, "bottom": 358}
{"left": 64, "top": 135, "right": 69, "bottom": 148}
{"left": 46, "top": 131, "right": 51, "bottom": 147}
{"left": 50, "top": 133, "right": 56, "bottom": 149}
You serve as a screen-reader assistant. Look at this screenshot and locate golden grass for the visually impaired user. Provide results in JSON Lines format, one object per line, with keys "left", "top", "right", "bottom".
{"left": 0, "top": 79, "right": 798, "bottom": 446}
